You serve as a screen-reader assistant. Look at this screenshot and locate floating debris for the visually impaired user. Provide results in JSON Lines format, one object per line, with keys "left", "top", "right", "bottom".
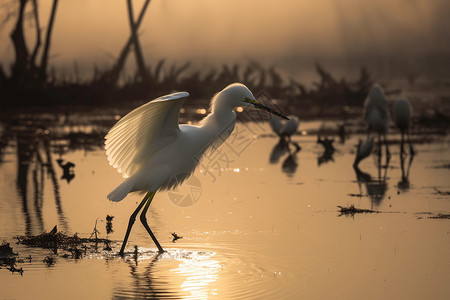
{"left": 171, "top": 232, "right": 183, "bottom": 242}
{"left": 428, "top": 214, "right": 450, "bottom": 219}
{"left": 67, "top": 247, "right": 83, "bottom": 259}
{"left": 434, "top": 188, "right": 450, "bottom": 196}
{"left": 49, "top": 225, "right": 58, "bottom": 235}
{"left": 0, "top": 242, "right": 17, "bottom": 256}
{"left": 43, "top": 256, "right": 56, "bottom": 266}
{"left": 89, "top": 219, "right": 101, "bottom": 240}
{"left": 347, "top": 193, "right": 365, "bottom": 198}
{"left": 337, "top": 205, "right": 377, "bottom": 216}
{"left": 7, "top": 265, "right": 23, "bottom": 275}
{"left": 103, "top": 242, "right": 112, "bottom": 251}
{"left": 0, "top": 242, "right": 22, "bottom": 275}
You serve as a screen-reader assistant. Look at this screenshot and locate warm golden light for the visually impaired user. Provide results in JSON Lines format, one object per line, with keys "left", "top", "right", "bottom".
{"left": 171, "top": 251, "right": 220, "bottom": 299}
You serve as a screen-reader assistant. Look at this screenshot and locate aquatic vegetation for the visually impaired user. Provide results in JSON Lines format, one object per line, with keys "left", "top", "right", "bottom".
{"left": 428, "top": 214, "right": 450, "bottom": 219}
{"left": 16, "top": 227, "right": 110, "bottom": 252}
{"left": 0, "top": 59, "right": 374, "bottom": 119}
{"left": 0, "top": 242, "right": 22, "bottom": 275}
{"left": 337, "top": 204, "right": 377, "bottom": 216}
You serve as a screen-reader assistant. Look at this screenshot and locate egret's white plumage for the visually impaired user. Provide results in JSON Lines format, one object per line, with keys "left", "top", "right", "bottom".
{"left": 281, "top": 115, "right": 300, "bottom": 137}
{"left": 364, "top": 85, "right": 389, "bottom": 135}
{"left": 269, "top": 115, "right": 299, "bottom": 140}
{"left": 362, "top": 84, "right": 391, "bottom": 160}
{"left": 105, "top": 83, "right": 287, "bottom": 255}
{"left": 269, "top": 116, "right": 283, "bottom": 136}
{"left": 106, "top": 85, "right": 256, "bottom": 201}
{"left": 353, "top": 138, "right": 374, "bottom": 167}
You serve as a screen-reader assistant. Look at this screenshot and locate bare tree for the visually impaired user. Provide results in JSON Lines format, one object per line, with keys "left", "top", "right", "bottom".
{"left": 99, "top": 0, "right": 151, "bottom": 84}
{"left": 8, "top": 0, "right": 58, "bottom": 84}
{"left": 127, "top": 0, "right": 149, "bottom": 82}
{"left": 10, "top": 0, "right": 30, "bottom": 82}
{"left": 39, "top": 0, "right": 58, "bottom": 80}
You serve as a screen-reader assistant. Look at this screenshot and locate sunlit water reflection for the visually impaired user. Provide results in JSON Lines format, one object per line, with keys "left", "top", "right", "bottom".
{"left": 0, "top": 119, "right": 449, "bottom": 299}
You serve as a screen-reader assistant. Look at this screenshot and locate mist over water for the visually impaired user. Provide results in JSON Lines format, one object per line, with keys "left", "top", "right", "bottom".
{"left": 1, "top": 0, "right": 449, "bottom": 80}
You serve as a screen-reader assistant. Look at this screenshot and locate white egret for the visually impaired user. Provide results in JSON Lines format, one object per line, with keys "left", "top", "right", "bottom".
{"left": 269, "top": 115, "right": 284, "bottom": 137}
{"left": 393, "top": 98, "right": 414, "bottom": 155}
{"left": 353, "top": 138, "right": 374, "bottom": 167}
{"left": 269, "top": 115, "right": 299, "bottom": 141}
{"left": 281, "top": 115, "right": 300, "bottom": 141}
{"left": 105, "top": 83, "right": 288, "bottom": 255}
{"left": 363, "top": 84, "right": 390, "bottom": 159}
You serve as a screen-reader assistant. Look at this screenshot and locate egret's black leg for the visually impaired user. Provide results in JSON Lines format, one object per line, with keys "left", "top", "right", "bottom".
{"left": 400, "top": 130, "right": 405, "bottom": 157}
{"left": 377, "top": 135, "right": 382, "bottom": 158}
{"left": 407, "top": 130, "right": 415, "bottom": 156}
{"left": 140, "top": 191, "right": 164, "bottom": 253}
{"left": 119, "top": 192, "right": 151, "bottom": 256}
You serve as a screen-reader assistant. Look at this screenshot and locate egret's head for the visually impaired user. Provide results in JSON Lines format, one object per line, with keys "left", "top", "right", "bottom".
{"left": 215, "top": 83, "right": 288, "bottom": 120}
{"left": 368, "top": 84, "right": 386, "bottom": 102}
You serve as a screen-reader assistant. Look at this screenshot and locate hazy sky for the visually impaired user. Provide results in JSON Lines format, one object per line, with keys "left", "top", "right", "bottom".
{"left": 1, "top": 0, "right": 449, "bottom": 78}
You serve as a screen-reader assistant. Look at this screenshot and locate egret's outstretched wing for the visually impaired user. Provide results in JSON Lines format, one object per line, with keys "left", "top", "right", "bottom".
{"left": 105, "top": 92, "right": 189, "bottom": 177}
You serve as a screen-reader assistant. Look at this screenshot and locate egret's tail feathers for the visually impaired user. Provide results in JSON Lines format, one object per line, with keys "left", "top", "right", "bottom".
{"left": 107, "top": 179, "right": 134, "bottom": 202}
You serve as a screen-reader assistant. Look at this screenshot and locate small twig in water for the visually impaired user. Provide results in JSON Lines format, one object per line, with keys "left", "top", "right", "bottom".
{"left": 337, "top": 204, "right": 376, "bottom": 216}
{"left": 171, "top": 232, "right": 183, "bottom": 242}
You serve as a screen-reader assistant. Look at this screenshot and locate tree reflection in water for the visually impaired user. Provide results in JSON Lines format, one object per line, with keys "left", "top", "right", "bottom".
{"left": 1, "top": 113, "right": 114, "bottom": 235}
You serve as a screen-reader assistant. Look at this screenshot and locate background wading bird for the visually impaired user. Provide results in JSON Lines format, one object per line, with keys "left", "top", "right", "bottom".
{"left": 364, "top": 85, "right": 390, "bottom": 161}
{"left": 105, "top": 83, "right": 288, "bottom": 255}
{"left": 270, "top": 115, "right": 299, "bottom": 142}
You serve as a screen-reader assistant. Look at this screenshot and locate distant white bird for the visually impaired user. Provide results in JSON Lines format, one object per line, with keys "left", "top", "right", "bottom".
{"left": 363, "top": 84, "right": 390, "bottom": 159}
{"left": 269, "top": 115, "right": 299, "bottom": 141}
{"left": 105, "top": 83, "right": 288, "bottom": 255}
{"left": 353, "top": 138, "right": 374, "bottom": 167}
{"left": 393, "top": 98, "right": 414, "bottom": 155}
{"left": 281, "top": 116, "right": 300, "bottom": 141}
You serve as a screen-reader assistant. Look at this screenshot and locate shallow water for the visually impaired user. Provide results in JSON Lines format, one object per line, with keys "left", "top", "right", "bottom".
{"left": 0, "top": 120, "right": 449, "bottom": 299}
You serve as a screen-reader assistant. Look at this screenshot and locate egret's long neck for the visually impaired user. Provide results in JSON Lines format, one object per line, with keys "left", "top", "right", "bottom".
{"left": 212, "top": 94, "right": 235, "bottom": 115}
{"left": 199, "top": 94, "right": 236, "bottom": 128}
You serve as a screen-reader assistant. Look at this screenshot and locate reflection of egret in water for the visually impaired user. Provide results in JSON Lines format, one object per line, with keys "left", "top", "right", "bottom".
{"left": 114, "top": 253, "right": 175, "bottom": 299}
{"left": 393, "top": 97, "right": 415, "bottom": 192}
{"left": 282, "top": 142, "right": 301, "bottom": 176}
{"left": 397, "top": 151, "right": 414, "bottom": 192}
{"left": 114, "top": 250, "right": 219, "bottom": 299}
{"left": 317, "top": 136, "right": 335, "bottom": 166}
{"left": 269, "top": 135, "right": 301, "bottom": 177}
{"left": 353, "top": 159, "right": 389, "bottom": 209}
{"left": 269, "top": 137, "right": 290, "bottom": 164}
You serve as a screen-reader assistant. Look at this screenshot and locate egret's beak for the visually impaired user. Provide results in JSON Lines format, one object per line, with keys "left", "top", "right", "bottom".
{"left": 244, "top": 97, "right": 289, "bottom": 120}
